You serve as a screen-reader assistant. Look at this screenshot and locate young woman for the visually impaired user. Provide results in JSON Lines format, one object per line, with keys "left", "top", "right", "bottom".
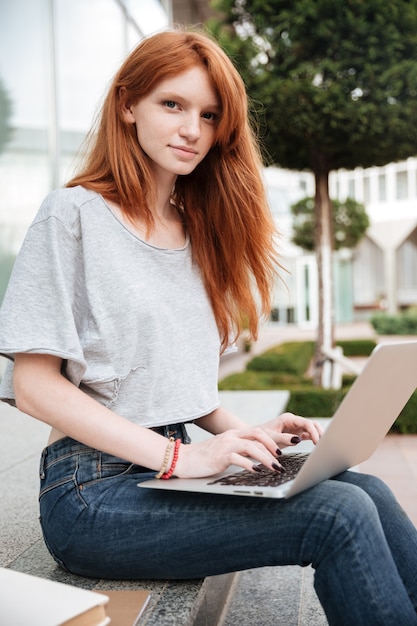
{"left": 1, "top": 29, "right": 417, "bottom": 625}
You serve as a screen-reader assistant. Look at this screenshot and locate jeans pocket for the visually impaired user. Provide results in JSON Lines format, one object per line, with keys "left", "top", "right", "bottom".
{"left": 39, "top": 445, "right": 79, "bottom": 499}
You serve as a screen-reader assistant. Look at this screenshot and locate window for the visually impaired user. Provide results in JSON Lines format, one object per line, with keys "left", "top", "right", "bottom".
{"left": 352, "top": 238, "right": 384, "bottom": 306}
{"left": 397, "top": 236, "right": 417, "bottom": 291}
{"left": 396, "top": 170, "right": 408, "bottom": 200}
{"left": 363, "top": 175, "right": 370, "bottom": 204}
{"left": 378, "top": 173, "right": 386, "bottom": 202}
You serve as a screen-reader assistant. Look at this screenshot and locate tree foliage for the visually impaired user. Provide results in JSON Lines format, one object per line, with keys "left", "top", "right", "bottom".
{"left": 209, "top": 0, "right": 417, "bottom": 386}
{"left": 211, "top": 0, "right": 417, "bottom": 173}
{"left": 291, "top": 196, "right": 370, "bottom": 252}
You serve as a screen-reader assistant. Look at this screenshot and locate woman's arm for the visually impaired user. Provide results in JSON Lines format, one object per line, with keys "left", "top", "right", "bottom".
{"left": 194, "top": 406, "right": 248, "bottom": 434}
{"left": 13, "top": 353, "right": 292, "bottom": 479}
{"left": 13, "top": 353, "right": 172, "bottom": 471}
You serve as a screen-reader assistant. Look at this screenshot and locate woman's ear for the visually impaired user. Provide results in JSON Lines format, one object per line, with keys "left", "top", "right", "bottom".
{"left": 119, "top": 87, "right": 136, "bottom": 124}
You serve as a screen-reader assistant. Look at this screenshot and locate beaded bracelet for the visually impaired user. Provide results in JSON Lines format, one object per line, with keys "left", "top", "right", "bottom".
{"left": 155, "top": 437, "right": 174, "bottom": 479}
{"left": 161, "top": 438, "right": 181, "bottom": 480}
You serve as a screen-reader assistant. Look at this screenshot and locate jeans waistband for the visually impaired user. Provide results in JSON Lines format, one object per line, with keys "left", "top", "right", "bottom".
{"left": 42, "top": 436, "right": 94, "bottom": 464}
{"left": 150, "top": 422, "right": 191, "bottom": 444}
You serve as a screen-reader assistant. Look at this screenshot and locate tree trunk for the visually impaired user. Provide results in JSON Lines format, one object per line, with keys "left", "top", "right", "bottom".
{"left": 313, "top": 156, "right": 334, "bottom": 387}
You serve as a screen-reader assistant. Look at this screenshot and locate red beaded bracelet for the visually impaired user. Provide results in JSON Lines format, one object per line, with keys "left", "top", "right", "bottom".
{"left": 162, "top": 438, "right": 181, "bottom": 480}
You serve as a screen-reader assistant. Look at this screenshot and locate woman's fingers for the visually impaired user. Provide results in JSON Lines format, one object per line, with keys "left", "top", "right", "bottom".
{"left": 215, "top": 428, "right": 284, "bottom": 470}
{"left": 262, "top": 413, "right": 324, "bottom": 445}
{"left": 294, "top": 419, "right": 323, "bottom": 444}
{"left": 175, "top": 427, "right": 284, "bottom": 478}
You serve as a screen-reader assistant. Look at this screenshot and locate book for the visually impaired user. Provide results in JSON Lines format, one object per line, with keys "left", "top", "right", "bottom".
{"left": 0, "top": 568, "right": 152, "bottom": 626}
{"left": 0, "top": 567, "right": 110, "bottom": 626}
{"left": 96, "top": 590, "right": 151, "bottom": 625}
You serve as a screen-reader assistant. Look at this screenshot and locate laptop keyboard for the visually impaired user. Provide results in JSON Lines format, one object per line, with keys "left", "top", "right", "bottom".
{"left": 208, "top": 453, "right": 310, "bottom": 487}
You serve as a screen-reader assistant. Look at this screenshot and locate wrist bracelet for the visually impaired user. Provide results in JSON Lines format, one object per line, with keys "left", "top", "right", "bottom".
{"left": 162, "top": 438, "right": 181, "bottom": 480}
{"left": 155, "top": 437, "right": 174, "bottom": 479}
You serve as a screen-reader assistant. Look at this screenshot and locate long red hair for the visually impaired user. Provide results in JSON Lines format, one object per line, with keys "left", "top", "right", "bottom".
{"left": 67, "top": 28, "right": 281, "bottom": 350}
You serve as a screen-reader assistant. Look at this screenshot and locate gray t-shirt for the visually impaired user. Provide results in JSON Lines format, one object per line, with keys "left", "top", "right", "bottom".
{"left": 0, "top": 186, "right": 222, "bottom": 426}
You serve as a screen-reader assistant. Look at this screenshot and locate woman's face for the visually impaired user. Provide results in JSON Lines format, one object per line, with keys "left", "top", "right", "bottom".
{"left": 124, "top": 65, "right": 220, "bottom": 185}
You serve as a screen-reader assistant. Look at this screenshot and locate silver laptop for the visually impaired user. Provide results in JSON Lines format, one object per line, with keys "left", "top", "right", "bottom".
{"left": 139, "top": 340, "right": 417, "bottom": 499}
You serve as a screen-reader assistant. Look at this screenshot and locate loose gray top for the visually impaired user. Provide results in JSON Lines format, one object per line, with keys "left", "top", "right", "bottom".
{"left": 0, "top": 186, "right": 222, "bottom": 426}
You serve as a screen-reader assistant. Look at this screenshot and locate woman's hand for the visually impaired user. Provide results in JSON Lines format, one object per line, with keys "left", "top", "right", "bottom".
{"left": 174, "top": 426, "right": 284, "bottom": 479}
{"left": 260, "top": 412, "right": 324, "bottom": 449}
{"left": 179, "top": 407, "right": 323, "bottom": 479}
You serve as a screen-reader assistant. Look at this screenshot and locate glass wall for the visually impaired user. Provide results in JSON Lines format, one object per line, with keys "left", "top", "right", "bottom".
{"left": 0, "top": 0, "right": 170, "bottom": 301}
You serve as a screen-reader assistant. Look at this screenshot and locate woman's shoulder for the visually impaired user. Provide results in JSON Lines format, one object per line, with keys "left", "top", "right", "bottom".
{"left": 33, "top": 186, "right": 102, "bottom": 232}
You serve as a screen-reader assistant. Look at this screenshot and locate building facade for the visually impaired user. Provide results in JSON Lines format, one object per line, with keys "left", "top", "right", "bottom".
{"left": 266, "top": 162, "right": 417, "bottom": 327}
{"left": 332, "top": 161, "right": 417, "bottom": 317}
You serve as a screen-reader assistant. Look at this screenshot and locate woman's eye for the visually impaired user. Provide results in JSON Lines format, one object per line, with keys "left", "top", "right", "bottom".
{"left": 164, "top": 101, "right": 177, "bottom": 109}
{"left": 202, "top": 112, "right": 218, "bottom": 122}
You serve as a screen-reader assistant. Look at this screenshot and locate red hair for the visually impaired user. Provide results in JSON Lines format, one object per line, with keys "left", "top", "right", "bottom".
{"left": 67, "top": 28, "right": 281, "bottom": 350}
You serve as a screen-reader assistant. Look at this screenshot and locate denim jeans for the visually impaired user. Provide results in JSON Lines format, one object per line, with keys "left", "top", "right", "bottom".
{"left": 39, "top": 435, "right": 417, "bottom": 625}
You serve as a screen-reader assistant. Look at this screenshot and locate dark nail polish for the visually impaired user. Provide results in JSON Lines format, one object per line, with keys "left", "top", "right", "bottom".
{"left": 276, "top": 448, "right": 282, "bottom": 456}
{"left": 272, "top": 462, "right": 286, "bottom": 473}
{"left": 252, "top": 464, "right": 263, "bottom": 472}
{"left": 291, "top": 436, "right": 301, "bottom": 444}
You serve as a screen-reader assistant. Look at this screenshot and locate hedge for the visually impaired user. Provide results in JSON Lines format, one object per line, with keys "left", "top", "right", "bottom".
{"left": 219, "top": 339, "right": 417, "bottom": 433}
{"left": 246, "top": 341, "right": 315, "bottom": 375}
{"left": 336, "top": 339, "right": 376, "bottom": 356}
{"left": 218, "top": 370, "right": 313, "bottom": 391}
{"left": 286, "top": 387, "right": 347, "bottom": 417}
{"left": 370, "top": 309, "right": 417, "bottom": 335}
{"left": 390, "top": 391, "right": 417, "bottom": 434}
{"left": 287, "top": 388, "right": 417, "bottom": 433}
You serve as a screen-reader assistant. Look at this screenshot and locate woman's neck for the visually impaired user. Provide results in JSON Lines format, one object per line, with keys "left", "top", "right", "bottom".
{"left": 107, "top": 195, "right": 185, "bottom": 250}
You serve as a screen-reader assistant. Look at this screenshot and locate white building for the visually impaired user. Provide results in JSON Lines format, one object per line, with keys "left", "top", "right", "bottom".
{"left": 332, "top": 160, "right": 417, "bottom": 317}
{"left": 265, "top": 161, "right": 417, "bottom": 327}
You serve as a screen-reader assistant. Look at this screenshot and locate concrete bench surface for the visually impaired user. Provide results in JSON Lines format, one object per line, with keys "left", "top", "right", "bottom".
{"left": 1, "top": 391, "right": 327, "bottom": 625}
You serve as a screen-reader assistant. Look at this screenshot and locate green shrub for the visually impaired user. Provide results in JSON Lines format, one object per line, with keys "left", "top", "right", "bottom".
{"left": 247, "top": 341, "right": 314, "bottom": 375}
{"left": 287, "top": 387, "right": 417, "bottom": 432}
{"left": 286, "top": 387, "right": 348, "bottom": 417}
{"left": 218, "top": 370, "right": 308, "bottom": 391}
{"left": 392, "top": 391, "right": 417, "bottom": 434}
{"left": 219, "top": 338, "right": 417, "bottom": 431}
{"left": 370, "top": 310, "right": 417, "bottom": 335}
{"left": 219, "top": 377, "right": 417, "bottom": 430}
{"left": 341, "top": 374, "right": 357, "bottom": 387}
{"left": 336, "top": 339, "right": 376, "bottom": 356}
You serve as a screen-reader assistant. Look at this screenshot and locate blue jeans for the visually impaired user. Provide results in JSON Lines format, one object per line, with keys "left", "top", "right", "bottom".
{"left": 39, "top": 436, "right": 417, "bottom": 625}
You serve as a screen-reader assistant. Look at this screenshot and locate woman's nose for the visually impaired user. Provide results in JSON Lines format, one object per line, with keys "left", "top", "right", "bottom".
{"left": 179, "top": 114, "right": 201, "bottom": 141}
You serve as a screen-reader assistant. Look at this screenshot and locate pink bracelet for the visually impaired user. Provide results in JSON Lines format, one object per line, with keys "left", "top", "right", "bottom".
{"left": 162, "top": 439, "right": 181, "bottom": 480}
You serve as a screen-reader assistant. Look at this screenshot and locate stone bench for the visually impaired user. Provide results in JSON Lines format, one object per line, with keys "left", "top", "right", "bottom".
{"left": 1, "top": 391, "right": 299, "bottom": 625}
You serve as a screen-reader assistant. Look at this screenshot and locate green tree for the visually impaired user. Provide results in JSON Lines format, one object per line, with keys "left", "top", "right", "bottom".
{"left": 209, "top": 0, "right": 417, "bottom": 386}
{"left": 291, "top": 197, "right": 369, "bottom": 252}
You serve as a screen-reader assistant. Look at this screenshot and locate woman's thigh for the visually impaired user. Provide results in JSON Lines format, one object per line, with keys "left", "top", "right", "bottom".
{"left": 39, "top": 442, "right": 392, "bottom": 580}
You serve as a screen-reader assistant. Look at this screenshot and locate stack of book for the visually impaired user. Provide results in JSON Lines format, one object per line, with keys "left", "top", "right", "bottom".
{"left": 0, "top": 567, "right": 151, "bottom": 625}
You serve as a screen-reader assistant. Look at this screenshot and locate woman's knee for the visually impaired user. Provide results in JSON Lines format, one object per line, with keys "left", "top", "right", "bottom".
{"left": 317, "top": 476, "right": 381, "bottom": 518}
{"left": 305, "top": 480, "right": 381, "bottom": 565}
{"left": 335, "top": 470, "right": 397, "bottom": 505}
